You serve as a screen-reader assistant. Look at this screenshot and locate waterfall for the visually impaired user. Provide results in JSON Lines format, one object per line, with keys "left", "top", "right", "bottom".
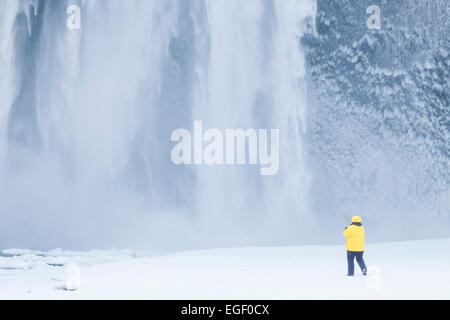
{"left": 0, "top": 0, "right": 19, "bottom": 173}
{"left": 192, "top": 0, "right": 316, "bottom": 246}
{"left": 0, "top": 0, "right": 317, "bottom": 250}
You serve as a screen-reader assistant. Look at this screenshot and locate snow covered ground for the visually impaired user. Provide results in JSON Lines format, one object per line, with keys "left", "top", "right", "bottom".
{"left": 1, "top": 238, "right": 449, "bottom": 299}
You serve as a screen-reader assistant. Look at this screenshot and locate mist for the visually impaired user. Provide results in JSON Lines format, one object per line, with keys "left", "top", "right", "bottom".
{"left": 0, "top": 0, "right": 448, "bottom": 251}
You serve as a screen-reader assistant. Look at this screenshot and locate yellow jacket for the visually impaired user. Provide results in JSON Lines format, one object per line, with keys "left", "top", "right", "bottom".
{"left": 343, "top": 216, "right": 365, "bottom": 252}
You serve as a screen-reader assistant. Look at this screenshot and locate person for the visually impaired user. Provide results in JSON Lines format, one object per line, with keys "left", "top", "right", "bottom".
{"left": 343, "top": 216, "right": 367, "bottom": 276}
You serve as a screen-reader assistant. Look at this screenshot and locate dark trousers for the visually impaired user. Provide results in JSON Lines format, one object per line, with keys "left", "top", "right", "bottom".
{"left": 347, "top": 251, "right": 367, "bottom": 275}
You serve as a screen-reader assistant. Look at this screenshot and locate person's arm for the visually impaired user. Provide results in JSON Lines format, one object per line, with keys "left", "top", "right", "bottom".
{"left": 343, "top": 226, "right": 352, "bottom": 238}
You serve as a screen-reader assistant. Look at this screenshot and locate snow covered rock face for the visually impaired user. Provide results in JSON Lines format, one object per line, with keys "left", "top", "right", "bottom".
{"left": 302, "top": 0, "right": 449, "bottom": 241}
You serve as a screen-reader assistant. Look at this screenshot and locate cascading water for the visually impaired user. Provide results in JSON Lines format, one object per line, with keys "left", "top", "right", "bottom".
{"left": 191, "top": 0, "right": 318, "bottom": 247}
{"left": 0, "top": 0, "right": 317, "bottom": 250}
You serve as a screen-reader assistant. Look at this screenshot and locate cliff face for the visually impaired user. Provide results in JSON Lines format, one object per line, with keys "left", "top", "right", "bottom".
{"left": 302, "top": 0, "right": 449, "bottom": 239}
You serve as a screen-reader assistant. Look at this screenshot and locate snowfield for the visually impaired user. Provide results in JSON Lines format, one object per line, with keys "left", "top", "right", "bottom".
{"left": 1, "top": 238, "right": 450, "bottom": 300}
